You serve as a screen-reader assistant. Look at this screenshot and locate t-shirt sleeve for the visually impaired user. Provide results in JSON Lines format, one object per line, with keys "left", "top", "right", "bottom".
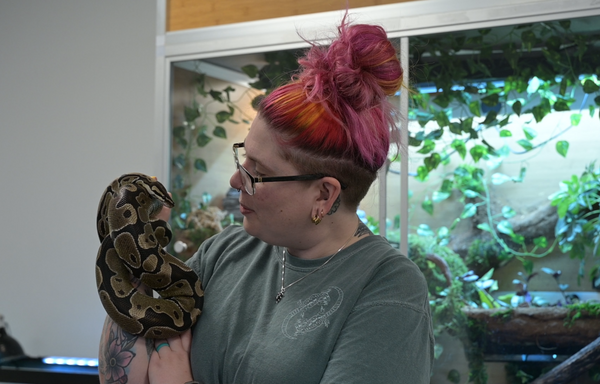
{"left": 319, "top": 258, "right": 434, "bottom": 384}
{"left": 185, "top": 225, "right": 242, "bottom": 289}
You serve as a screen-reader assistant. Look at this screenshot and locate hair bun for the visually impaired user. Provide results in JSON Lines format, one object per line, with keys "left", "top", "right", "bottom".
{"left": 261, "top": 16, "right": 403, "bottom": 173}
{"left": 331, "top": 23, "right": 402, "bottom": 109}
{"left": 298, "top": 22, "right": 402, "bottom": 113}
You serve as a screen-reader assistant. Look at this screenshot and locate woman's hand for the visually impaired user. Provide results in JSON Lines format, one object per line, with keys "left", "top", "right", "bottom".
{"left": 148, "top": 329, "right": 194, "bottom": 384}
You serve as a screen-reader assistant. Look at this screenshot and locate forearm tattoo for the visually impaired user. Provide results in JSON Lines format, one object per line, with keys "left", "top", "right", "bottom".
{"left": 354, "top": 221, "right": 373, "bottom": 237}
{"left": 99, "top": 319, "right": 138, "bottom": 384}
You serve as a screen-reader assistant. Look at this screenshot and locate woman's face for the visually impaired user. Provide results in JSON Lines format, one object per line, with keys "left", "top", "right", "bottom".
{"left": 229, "top": 115, "right": 317, "bottom": 248}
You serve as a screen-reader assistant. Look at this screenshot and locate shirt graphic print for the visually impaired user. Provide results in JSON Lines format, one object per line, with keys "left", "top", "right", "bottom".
{"left": 281, "top": 286, "right": 344, "bottom": 339}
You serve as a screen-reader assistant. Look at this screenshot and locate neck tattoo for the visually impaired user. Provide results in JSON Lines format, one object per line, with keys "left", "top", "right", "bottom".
{"left": 275, "top": 220, "right": 361, "bottom": 303}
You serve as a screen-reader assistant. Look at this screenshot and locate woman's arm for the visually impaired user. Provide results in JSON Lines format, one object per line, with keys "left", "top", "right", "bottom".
{"left": 98, "top": 315, "right": 152, "bottom": 384}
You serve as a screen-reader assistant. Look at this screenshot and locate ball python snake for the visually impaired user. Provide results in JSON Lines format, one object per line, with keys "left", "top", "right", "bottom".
{"left": 95, "top": 173, "right": 203, "bottom": 339}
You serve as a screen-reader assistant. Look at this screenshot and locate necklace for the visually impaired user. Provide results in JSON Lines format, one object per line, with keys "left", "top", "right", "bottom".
{"left": 275, "top": 222, "right": 358, "bottom": 303}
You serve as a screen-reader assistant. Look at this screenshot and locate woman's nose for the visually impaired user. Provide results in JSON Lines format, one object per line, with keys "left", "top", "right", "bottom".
{"left": 230, "top": 168, "right": 242, "bottom": 191}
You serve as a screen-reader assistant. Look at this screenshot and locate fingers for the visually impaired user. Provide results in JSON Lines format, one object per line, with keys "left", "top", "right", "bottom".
{"left": 179, "top": 329, "right": 192, "bottom": 353}
{"left": 153, "top": 329, "right": 192, "bottom": 356}
{"left": 155, "top": 341, "right": 170, "bottom": 353}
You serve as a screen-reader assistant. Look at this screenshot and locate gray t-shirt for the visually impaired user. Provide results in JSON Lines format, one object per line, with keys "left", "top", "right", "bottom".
{"left": 186, "top": 225, "right": 433, "bottom": 384}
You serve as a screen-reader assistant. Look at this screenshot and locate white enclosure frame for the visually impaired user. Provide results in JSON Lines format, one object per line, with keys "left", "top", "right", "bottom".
{"left": 154, "top": 0, "right": 600, "bottom": 255}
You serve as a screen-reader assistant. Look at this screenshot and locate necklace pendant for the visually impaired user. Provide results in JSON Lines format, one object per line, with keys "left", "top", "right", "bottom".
{"left": 275, "top": 289, "right": 285, "bottom": 303}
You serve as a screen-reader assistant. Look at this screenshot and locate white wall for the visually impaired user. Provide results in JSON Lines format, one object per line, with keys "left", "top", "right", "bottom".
{"left": 0, "top": 1, "right": 158, "bottom": 358}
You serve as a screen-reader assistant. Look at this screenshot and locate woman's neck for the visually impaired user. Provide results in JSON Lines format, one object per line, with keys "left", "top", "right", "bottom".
{"left": 286, "top": 213, "right": 370, "bottom": 260}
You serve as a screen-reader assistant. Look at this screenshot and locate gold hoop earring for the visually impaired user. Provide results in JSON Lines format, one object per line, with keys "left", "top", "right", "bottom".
{"left": 311, "top": 210, "right": 323, "bottom": 225}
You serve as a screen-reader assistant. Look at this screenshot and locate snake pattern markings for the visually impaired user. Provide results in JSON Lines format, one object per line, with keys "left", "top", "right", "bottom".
{"left": 95, "top": 173, "right": 203, "bottom": 339}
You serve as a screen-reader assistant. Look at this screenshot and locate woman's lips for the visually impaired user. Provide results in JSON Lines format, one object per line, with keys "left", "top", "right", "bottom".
{"left": 239, "top": 203, "right": 254, "bottom": 215}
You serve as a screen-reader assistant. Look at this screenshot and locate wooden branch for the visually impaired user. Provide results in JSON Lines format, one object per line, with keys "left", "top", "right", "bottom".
{"left": 462, "top": 307, "right": 600, "bottom": 348}
{"left": 531, "top": 335, "right": 600, "bottom": 384}
{"left": 426, "top": 253, "right": 452, "bottom": 286}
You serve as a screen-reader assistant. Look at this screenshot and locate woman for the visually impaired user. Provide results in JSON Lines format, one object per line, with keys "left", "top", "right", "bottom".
{"left": 99, "top": 16, "right": 433, "bottom": 384}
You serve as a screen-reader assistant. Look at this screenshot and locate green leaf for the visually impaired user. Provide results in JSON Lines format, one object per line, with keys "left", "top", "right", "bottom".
{"left": 469, "top": 101, "right": 481, "bottom": 117}
{"left": 482, "top": 110, "right": 498, "bottom": 126}
{"left": 195, "top": 74, "right": 207, "bottom": 96}
{"left": 469, "top": 145, "right": 488, "bottom": 162}
{"left": 481, "top": 93, "right": 500, "bottom": 107}
{"left": 223, "top": 86, "right": 235, "bottom": 102}
{"left": 173, "top": 154, "right": 186, "bottom": 169}
{"left": 531, "top": 105, "right": 547, "bottom": 123}
{"left": 216, "top": 110, "right": 232, "bottom": 123}
{"left": 492, "top": 173, "right": 511, "bottom": 185}
{"left": 517, "top": 139, "right": 533, "bottom": 151}
{"left": 213, "top": 126, "right": 227, "bottom": 139}
{"left": 534, "top": 236, "right": 548, "bottom": 248}
{"left": 196, "top": 132, "right": 212, "bottom": 147}
{"left": 447, "top": 369, "right": 461, "bottom": 384}
{"left": 497, "top": 220, "right": 515, "bottom": 236}
{"left": 514, "top": 167, "right": 526, "bottom": 183}
{"left": 521, "top": 29, "right": 537, "bottom": 44}
{"left": 556, "top": 140, "right": 569, "bottom": 158}
{"left": 417, "top": 224, "right": 435, "bottom": 237}
{"left": 570, "top": 113, "right": 582, "bottom": 126}
{"left": 512, "top": 100, "right": 522, "bottom": 116}
{"left": 449, "top": 122, "right": 462, "bottom": 135}
{"left": 461, "top": 203, "right": 477, "bottom": 219}
{"left": 433, "top": 93, "right": 451, "bottom": 108}
{"left": 527, "top": 77, "right": 542, "bottom": 94}
{"left": 434, "top": 111, "right": 450, "bottom": 128}
{"left": 461, "top": 117, "right": 474, "bottom": 132}
{"left": 425, "top": 129, "right": 444, "bottom": 140}
{"left": 559, "top": 20, "right": 571, "bottom": 29}
{"left": 173, "top": 174, "right": 184, "bottom": 190}
{"left": 194, "top": 158, "right": 208, "bottom": 172}
{"left": 554, "top": 100, "right": 570, "bottom": 111}
{"left": 502, "top": 206, "right": 516, "bottom": 218}
{"left": 432, "top": 191, "right": 451, "bottom": 203}
{"left": 241, "top": 64, "right": 259, "bottom": 78}
{"left": 209, "top": 90, "right": 224, "bottom": 102}
{"left": 522, "top": 259, "right": 534, "bottom": 275}
{"left": 440, "top": 179, "right": 454, "bottom": 194}
{"left": 499, "top": 129, "right": 512, "bottom": 137}
{"left": 451, "top": 139, "right": 467, "bottom": 159}
{"left": 421, "top": 196, "right": 434, "bottom": 215}
{"left": 184, "top": 105, "right": 200, "bottom": 122}
{"left": 424, "top": 153, "right": 442, "bottom": 171}
{"left": 463, "top": 189, "right": 479, "bottom": 198}
{"left": 415, "top": 166, "right": 429, "bottom": 182}
{"left": 477, "top": 223, "right": 492, "bottom": 233}
{"left": 417, "top": 139, "right": 436, "bottom": 154}
{"left": 523, "top": 126, "right": 537, "bottom": 140}
{"left": 173, "top": 125, "right": 186, "bottom": 138}
{"left": 559, "top": 76, "right": 568, "bottom": 96}
{"left": 583, "top": 79, "right": 600, "bottom": 94}
{"left": 595, "top": 95, "right": 600, "bottom": 106}
{"left": 408, "top": 136, "right": 422, "bottom": 147}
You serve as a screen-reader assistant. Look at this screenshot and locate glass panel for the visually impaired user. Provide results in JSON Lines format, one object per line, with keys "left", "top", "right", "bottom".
{"left": 168, "top": 50, "right": 303, "bottom": 258}
{"left": 403, "top": 14, "right": 600, "bottom": 383}
{"left": 168, "top": 14, "right": 600, "bottom": 381}
{"left": 169, "top": 58, "right": 259, "bottom": 258}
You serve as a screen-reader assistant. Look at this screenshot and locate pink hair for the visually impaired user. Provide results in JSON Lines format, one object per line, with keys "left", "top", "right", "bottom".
{"left": 259, "top": 15, "right": 403, "bottom": 173}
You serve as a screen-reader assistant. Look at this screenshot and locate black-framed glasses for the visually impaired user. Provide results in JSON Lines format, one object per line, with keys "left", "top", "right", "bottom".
{"left": 233, "top": 142, "right": 329, "bottom": 196}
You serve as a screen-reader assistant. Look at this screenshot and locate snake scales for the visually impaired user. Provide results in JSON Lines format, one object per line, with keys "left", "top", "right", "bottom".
{"left": 95, "top": 173, "right": 203, "bottom": 339}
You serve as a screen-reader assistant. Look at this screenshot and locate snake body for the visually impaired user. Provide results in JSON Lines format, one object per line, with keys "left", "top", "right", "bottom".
{"left": 95, "top": 173, "right": 203, "bottom": 339}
